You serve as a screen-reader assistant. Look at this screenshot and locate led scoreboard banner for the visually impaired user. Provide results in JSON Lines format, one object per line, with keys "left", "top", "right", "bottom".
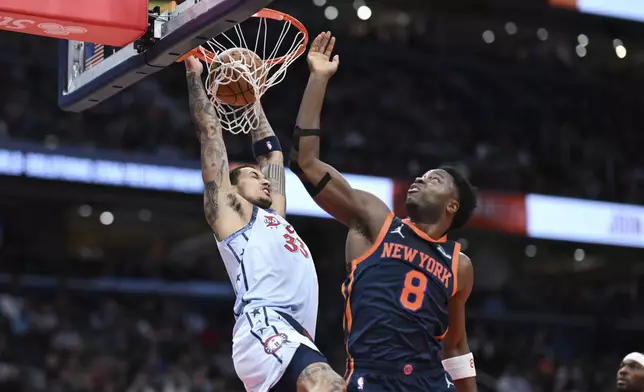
{"left": 550, "top": 0, "right": 644, "bottom": 23}
{"left": 0, "top": 142, "right": 643, "bottom": 248}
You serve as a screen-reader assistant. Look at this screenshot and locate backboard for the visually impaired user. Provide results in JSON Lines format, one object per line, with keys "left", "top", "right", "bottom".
{"left": 58, "top": 0, "right": 274, "bottom": 112}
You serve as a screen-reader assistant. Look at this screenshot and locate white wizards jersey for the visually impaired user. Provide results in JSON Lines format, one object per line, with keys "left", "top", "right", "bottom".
{"left": 216, "top": 206, "right": 319, "bottom": 338}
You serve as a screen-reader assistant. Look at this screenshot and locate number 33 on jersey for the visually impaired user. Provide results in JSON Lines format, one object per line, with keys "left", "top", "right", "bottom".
{"left": 263, "top": 212, "right": 310, "bottom": 258}
{"left": 282, "top": 223, "right": 310, "bottom": 258}
{"left": 216, "top": 206, "right": 318, "bottom": 320}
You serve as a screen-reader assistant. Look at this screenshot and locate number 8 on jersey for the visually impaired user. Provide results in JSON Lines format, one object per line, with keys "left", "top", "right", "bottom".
{"left": 400, "top": 270, "right": 428, "bottom": 311}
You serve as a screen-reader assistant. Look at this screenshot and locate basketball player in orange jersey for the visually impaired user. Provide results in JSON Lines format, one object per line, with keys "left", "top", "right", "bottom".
{"left": 184, "top": 55, "right": 346, "bottom": 392}
{"left": 289, "top": 32, "right": 478, "bottom": 391}
{"left": 618, "top": 352, "right": 644, "bottom": 391}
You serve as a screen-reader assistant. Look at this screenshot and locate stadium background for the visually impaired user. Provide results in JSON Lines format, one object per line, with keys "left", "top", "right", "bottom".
{"left": 1, "top": 0, "right": 644, "bottom": 390}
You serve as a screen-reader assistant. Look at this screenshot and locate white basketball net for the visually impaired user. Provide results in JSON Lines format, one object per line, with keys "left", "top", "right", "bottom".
{"left": 200, "top": 14, "right": 306, "bottom": 134}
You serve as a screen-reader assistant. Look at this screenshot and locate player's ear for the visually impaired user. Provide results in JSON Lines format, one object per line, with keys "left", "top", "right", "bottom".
{"left": 446, "top": 199, "right": 459, "bottom": 215}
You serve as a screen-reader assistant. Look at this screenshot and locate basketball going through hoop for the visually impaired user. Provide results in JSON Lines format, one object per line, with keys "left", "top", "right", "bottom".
{"left": 178, "top": 8, "right": 309, "bottom": 134}
{"left": 212, "top": 48, "right": 265, "bottom": 106}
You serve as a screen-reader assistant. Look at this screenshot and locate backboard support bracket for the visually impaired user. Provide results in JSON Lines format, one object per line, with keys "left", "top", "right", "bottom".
{"left": 58, "top": 0, "right": 274, "bottom": 112}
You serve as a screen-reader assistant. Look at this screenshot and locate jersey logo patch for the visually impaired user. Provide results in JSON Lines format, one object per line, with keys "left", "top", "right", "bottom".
{"left": 357, "top": 377, "right": 364, "bottom": 390}
{"left": 390, "top": 224, "right": 405, "bottom": 238}
{"left": 403, "top": 364, "right": 413, "bottom": 375}
{"left": 436, "top": 245, "right": 452, "bottom": 260}
{"left": 264, "top": 333, "right": 289, "bottom": 354}
{"left": 445, "top": 374, "right": 455, "bottom": 388}
{"left": 264, "top": 215, "right": 280, "bottom": 228}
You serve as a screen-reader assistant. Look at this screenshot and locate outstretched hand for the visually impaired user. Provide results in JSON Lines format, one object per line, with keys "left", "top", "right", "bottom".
{"left": 184, "top": 55, "right": 204, "bottom": 76}
{"left": 307, "top": 31, "right": 339, "bottom": 78}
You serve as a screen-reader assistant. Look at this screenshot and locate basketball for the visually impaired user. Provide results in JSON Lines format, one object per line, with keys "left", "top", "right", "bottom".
{"left": 209, "top": 48, "right": 265, "bottom": 107}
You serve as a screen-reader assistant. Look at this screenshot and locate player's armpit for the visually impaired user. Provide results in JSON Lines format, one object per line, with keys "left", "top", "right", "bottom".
{"left": 202, "top": 182, "right": 248, "bottom": 240}
{"left": 296, "top": 362, "right": 346, "bottom": 392}
{"left": 443, "top": 254, "right": 477, "bottom": 391}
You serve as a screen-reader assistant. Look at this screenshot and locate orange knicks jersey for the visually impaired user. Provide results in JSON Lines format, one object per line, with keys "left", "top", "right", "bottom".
{"left": 342, "top": 213, "right": 461, "bottom": 376}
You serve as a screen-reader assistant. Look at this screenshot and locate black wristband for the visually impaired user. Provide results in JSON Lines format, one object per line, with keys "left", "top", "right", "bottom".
{"left": 253, "top": 136, "right": 282, "bottom": 158}
{"left": 292, "top": 126, "right": 321, "bottom": 152}
{"left": 294, "top": 126, "right": 321, "bottom": 137}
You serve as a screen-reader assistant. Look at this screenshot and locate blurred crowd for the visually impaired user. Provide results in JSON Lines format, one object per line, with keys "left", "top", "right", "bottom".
{"left": 1, "top": 224, "right": 643, "bottom": 392}
{"left": 0, "top": 272, "right": 638, "bottom": 392}
{"left": 0, "top": 284, "right": 241, "bottom": 392}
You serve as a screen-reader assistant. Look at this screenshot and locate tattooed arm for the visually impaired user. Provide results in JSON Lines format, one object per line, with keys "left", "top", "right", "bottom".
{"left": 251, "top": 106, "right": 286, "bottom": 217}
{"left": 185, "top": 56, "right": 252, "bottom": 240}
{"left": 297, "top": 362, "right": 346, "bottom": 392}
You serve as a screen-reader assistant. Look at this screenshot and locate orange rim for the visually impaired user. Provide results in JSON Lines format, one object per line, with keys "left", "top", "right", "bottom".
{"left": 176, "top": 8, "right": 309, "bottom": 64}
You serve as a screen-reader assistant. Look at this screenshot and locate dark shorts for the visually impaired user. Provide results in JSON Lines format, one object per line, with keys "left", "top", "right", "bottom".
{"left": 270, "top": 312, "right": 328, "bottom": 392}
{"left": 346, "top": 361, "right": 456, "bottom": 392}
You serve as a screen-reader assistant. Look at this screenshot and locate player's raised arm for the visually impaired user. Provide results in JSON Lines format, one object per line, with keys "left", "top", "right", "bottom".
{"left": 250, "top": 105, "right": 286, "bottom": 217}
{"left": 185, "top": 56, "right": 250, "bottom": 240}
{"left": 442, "top": 253, "right": 478, "bottom": 392}
{"left": 291, "top": 32, "right": 390, "bottom": 231}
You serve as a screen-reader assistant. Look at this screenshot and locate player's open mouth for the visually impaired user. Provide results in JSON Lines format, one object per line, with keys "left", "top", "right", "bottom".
{"left": 408, "top": 184, "right": 420, "bottom": 194}
{"left": 262, "top": 188, "right": 271, "bottom": 196}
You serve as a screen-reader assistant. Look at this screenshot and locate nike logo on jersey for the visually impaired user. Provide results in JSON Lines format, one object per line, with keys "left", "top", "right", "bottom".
{"left": 436, "top": 245, "right": 451, "bottom": 260}
{"left": 390, "top": 224, "right": 405, "bottom": 238}
{"left": 445, "top": 374, "right": 455, "bottom": 388}
{"left": 381, "top": 242, "right": 453, "bottom": 288}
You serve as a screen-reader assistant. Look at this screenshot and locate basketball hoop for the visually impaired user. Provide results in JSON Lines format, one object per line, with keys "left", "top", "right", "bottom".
{"left": 178, "top": 8, "right": 308, "bottom": 134}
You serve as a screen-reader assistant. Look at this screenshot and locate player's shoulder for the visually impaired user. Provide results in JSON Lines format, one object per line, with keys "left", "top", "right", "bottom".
{"left": 456, "top": 252, "right": 473, "bottom": 276}
{"left": 354, "top": 189, "right": 389, "bottom": 209}
{"left": 354, "top": 189, "right": 394, "bottom": 225}
{"left": 263, "top": 207, "right": 279, "bottom": 216}
{"left": 343, "top": 190, "right": 394, "bottom": 245}
{"left": 458, "top": 252, "right": 472, "bottom": 267}
{"left": 454, "top": 252, "right": 474, "bottom": 297}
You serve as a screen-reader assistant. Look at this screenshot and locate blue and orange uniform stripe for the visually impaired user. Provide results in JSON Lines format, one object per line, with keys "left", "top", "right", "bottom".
{"left": 343, "top": 212, "right": 395, "bottom": 384}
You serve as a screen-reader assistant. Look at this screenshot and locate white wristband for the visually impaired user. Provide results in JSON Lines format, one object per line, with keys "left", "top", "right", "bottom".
{"left": 442, "top": 352, "right": 476, "bottom": 380}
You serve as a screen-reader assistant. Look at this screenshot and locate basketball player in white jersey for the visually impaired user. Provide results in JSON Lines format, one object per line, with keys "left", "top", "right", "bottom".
{"left": 184, "top": 55, "right": 345, "bottom": 392}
